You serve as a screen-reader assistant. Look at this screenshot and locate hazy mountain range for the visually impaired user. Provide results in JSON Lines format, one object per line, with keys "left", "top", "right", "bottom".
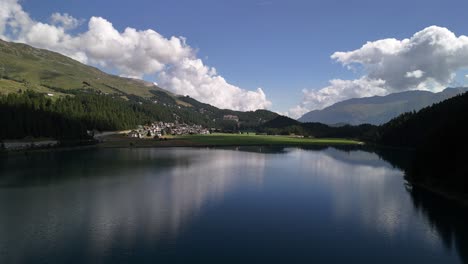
{"left": 298, "top": 88, "right": 467, "bottom": 125}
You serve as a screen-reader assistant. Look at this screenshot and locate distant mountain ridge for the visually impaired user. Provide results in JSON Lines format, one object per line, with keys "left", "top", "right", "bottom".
{"left": 298, "top": 88, "right": 468, "bottom": 125}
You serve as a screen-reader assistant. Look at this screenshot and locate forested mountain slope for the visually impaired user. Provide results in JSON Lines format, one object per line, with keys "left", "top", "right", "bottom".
{"left": 377, "top": 91, "right": 468, "bottom": 194}
{"left": 0, "top": 39, "right": 278, "bottom": 139}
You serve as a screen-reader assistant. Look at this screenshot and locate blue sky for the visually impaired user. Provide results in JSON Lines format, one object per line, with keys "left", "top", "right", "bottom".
{"left": 5, "top": 0, "right": 468, "bottom": 116}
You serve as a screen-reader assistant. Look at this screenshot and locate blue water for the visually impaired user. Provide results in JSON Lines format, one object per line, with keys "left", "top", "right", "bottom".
{"left": 0, "top": 147, "right": 466, "bottom": 263}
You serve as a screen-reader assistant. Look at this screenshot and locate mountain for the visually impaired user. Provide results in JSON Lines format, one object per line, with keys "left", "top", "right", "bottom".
{"left": 262, "top": 115, "right": 301, "bottom": 128}
{"left": 0, "top": 39, "right": 278, "bottom": 137}
{"left": 0, "top": 39, "right": 174, "bottom": 99}
{"left": 376, "top": 91, "right": 468, "bottom": 195}
{"left": 377, "top": 91, "right": 468, "bottom": 148}
{"left": 298, "top": 88, "right": 468, "bottom": 125}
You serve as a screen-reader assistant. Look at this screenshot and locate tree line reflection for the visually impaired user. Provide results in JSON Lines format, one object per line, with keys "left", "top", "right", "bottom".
{"left": 0, "top": 146, "right": 466, "bottom": 263}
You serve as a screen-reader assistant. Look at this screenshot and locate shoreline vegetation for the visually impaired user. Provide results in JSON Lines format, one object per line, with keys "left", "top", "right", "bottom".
{"left": 0, "top": 133, "right": 362, "bottom": 152}
{"left": 1, "top": 133, "right": 362, "bottom": 152}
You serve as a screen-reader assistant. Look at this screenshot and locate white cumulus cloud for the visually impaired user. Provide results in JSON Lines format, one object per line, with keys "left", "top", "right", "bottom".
{"left": 289, "top": 26, "right": 468, "bottom": 119}
{"left": 0, "top": 0, "right": 271, "bottom": 111}
{"left": 50, "top": 13, "right": 82, "bottom": 30}
{"left": 159, "top": 58, "right": 271, "bottom": 110}
{"left": 405, "top": 70, "right": 424, "bottom": 79}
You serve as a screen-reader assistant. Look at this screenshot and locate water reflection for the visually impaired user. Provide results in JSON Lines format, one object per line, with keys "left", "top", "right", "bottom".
{"left": 0, "top": 148, "right": 267, "bottom": 263}
{"left": 291, "top": 148, "right": 442, "bottom": 244}
{"left": 0, "top": 147, "right": 465, "bottom": 263}
{"left": 408, "top": 186, "right": 468, "bottom": 263}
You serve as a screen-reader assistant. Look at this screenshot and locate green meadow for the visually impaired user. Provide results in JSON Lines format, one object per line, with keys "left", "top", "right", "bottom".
{"left": 176, "top": 133, "right": 362, "bottom": 146}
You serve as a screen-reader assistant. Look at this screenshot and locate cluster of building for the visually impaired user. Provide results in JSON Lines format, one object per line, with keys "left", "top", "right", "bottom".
{"left": 128, "top": 122, "right": 210, "bottom": 139}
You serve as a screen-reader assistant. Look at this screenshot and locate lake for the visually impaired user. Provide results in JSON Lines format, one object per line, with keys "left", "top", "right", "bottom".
{"left": 0, "top": 147, "right": 467, "bottom": 263}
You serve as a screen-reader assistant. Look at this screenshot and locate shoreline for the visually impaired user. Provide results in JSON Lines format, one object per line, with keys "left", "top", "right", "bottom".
{"left": 97, "top": 140, "right": 363, "bottom": 149}
{"left": 3, "top": 137, "right": 468, "bottom": 208}
{"left": 409, "top": 181, "right": 468, "bottom": 207}
{"left": 0, "top": 144, "right": 98, "bottom": 156}
{"left": 1, "top": 134, "right": 363, "bottom": 155}
{"left": 92, "top": 133, "right": 364, "bottom": 149}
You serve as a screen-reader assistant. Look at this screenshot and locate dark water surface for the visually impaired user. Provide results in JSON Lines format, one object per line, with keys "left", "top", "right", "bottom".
{"left": 0, "top": 147, "right": 467, "bottom": 263}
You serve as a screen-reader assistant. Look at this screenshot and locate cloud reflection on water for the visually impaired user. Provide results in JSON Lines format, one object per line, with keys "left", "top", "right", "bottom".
{"left": 0, "top": 148, "right": 267, "bottom": 262}
{"left": 0, "top": 147, "right": 463, "bottom": 263}
{"left": 292, "top": 148, "right": 444, "bottom": 248}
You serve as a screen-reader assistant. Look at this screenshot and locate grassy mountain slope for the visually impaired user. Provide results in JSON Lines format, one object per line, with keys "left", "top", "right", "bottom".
{"left": 0, "top": 39, "right": 172, "bottom": 98}
{"left": 298, "top": 88, "right": 467, "bottom": 125}
{"left": 0, "top": 39, "right": 278, "bottom": 134}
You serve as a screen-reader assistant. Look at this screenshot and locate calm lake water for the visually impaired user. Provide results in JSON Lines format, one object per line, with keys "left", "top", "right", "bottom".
{"left": 0, "top": 147, "right": 467, "bottom": 263}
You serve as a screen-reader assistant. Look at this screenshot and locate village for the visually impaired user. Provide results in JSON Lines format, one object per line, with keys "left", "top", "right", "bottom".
{"left": 1, "top": 117, "right": 235, "bottom": 151}
{"left": 127, "top": 121, "right": 211, "bottom": 139}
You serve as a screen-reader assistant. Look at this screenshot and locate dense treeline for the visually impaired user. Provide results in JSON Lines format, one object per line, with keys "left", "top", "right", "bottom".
{"left": 0, "top": 92, "right": 89, "bottom": 140}
{"left": 44, "top": 88, "right": 218, "bottom": 128}
{"left": 377, "top": 92, "right": 468, "bottom": 148}
{"left": 0, "top": 91, "right": 279, "bottom": 140}
{"left": 375, "top": 92, "right": 468, "bottom": 194}
{"left": 177, "top": 96, "right": 278, "bottom": 130}
{"left": 0, "top": 91, "right": 222, "bottom": 140}
{"left": 0, "top": 91, "right": 152, "bottom": 140}
{"left": 260, "top": 115, "right": 377, "bottom": 140}
{"left": 303, "top": 123, "right": 377, "bottom": 140}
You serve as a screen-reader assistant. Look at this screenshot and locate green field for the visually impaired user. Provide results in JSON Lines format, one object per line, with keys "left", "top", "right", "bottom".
{"left": 98, "top": 133, "right": 362, "bottom": 149}
{"left": 176, "top": 133, "right": 362, "bottom": 146}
